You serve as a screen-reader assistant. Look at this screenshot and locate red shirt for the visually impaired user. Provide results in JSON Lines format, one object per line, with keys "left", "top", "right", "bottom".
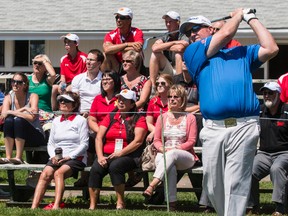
{"left": 104, "top": 27, "right": 144, "bottom": 62}
{"left": 278, "top": 72, "right": 288, "bottom": 103}
{"left": 147, "top": 96, "right": 168, "bottom": 125}
{"left": 100, "top": 112, "right": 148, "bottom": 154}
{"left": 89, "top": 95, "right": 118, "bottom": 122}
{"left": 226, "top": 39, "right": 241, "bottom": 48}
{"left": 60, "top": 51, "right": 87, "bottom": 83}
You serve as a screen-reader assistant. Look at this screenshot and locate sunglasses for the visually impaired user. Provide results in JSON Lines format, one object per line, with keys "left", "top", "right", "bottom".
{"left": 115, "top": 15, "right": 131, "bottom": 21}
{"left": 58, "top": 98, "right": 73, "bottom": 104}
{"left": 156, "top": 81, "right": 167, "bottom": 87}
{"left": 122, "top": 59, "right": 133, "bottom": 63}
{"left": 168, "top": 95, "right": 180, "bottom": 99}
{"left": 185, "top": 25, "right": 207, "bottom": 37}
{"left": 33, "top": 61, "right": 43, "bottom": 66}
{"left": 263, "top": 91, "right": 275, "bottom": 96}
{"left": 11, "top": 80, "right": 25, "bottom": 85}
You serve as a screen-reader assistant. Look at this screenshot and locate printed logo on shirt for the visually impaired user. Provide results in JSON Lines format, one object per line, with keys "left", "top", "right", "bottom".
{"left": 277, "top": 121, "right": 285, "bottom": 127}
{"left": 65, "top": 64, "right": 69, "bottom": 67}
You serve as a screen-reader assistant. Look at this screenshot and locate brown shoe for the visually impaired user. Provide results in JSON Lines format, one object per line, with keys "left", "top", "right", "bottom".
{"left": 272, "top": 212, "right": 283, "bottom": 216}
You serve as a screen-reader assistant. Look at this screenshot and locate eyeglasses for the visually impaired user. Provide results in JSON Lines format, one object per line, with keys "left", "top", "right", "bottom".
{"left": 11, "top": 80, "right": 25, "bottom": 85}
{"left": 33, "top": 61, "right": 43, "bottom": 66}
{"left": 156, "top": 81, "right": 167, "bottom": 87}
{"left": 168, "top": 95, "right": 180, "bottom": 99}
{"left": 122, "top": 59, "right": 133, "bottom": 64}
{"left": 263, "top": 91, "right": 275, "bottom": 96}
{"left": 115, "top": 15, "right": 131, "bottom": 21}
{"left": 58, "top": 98, "right": 73, "bottom": 104}
{"left": 86, "top": 58, "right": 97, "bottom": 62}
{"left": 185, "top": 25, "right": 207, "bottom": 37}
{"left": 214, "top": 28, "right": 221, "bottom": 32}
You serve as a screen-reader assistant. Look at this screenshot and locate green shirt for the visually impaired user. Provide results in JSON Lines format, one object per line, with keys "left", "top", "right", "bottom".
{"left": 28, "top": 75, "right": 52, "bottom": 112}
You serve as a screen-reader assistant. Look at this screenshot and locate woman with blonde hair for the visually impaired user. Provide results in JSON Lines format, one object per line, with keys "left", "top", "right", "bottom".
{"left": 146, "top": 73, "right": 173, "bottom": 142}
{"left": 143, "top": 84, "right": 199, "bottom": 210}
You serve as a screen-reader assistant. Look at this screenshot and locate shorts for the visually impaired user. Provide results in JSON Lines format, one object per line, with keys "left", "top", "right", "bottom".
{"left": 159, "top": 58, "right": 176, "bottom": 75}
{"left": 46, "top": 159, "right": 86, "bottom": 179}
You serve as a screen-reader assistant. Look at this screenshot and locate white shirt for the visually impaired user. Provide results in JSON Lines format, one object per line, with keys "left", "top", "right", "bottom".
{"left": 71, "top": 71, "right": 102, "bottom": 113}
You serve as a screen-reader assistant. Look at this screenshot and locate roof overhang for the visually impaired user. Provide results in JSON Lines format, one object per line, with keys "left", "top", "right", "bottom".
{"left": 0, "top": 29, "right": 287, "bottom": 40}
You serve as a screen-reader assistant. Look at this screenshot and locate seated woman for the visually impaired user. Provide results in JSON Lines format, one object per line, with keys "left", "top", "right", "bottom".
{"left": 74, "top": 70, "right": 121, "bottom": 187}
{"left": 31, "top": 91, "right": 89, "bottom": 210}
{"left": 88, "top": 89, "right": 148, "bottom": 210}
{"left": 0, "top": 72, "right": 45, "bottom": 164}
{"left": 146, "top": 74, "right": 173, "bottom": 142}
{"left": 121, "top": 50, "right": 151, "bottom": 111}
{"left": 143, "top": 84, "right": 199, "bottom": 210}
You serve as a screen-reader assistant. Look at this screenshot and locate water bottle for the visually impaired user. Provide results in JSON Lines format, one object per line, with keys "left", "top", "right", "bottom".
{"left": 55, "top": 147, "right": 63, "bottom": 161}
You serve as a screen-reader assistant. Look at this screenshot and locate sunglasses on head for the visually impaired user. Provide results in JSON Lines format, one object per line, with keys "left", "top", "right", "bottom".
{"left": 115, "top": 15, "right": 131, "bottom": 21}
{"left": 11, "top": 80, "right": 25, "bottom": 85}
{"left": 58, "top": 98, "right": 72, "bottom": 104}
{"left": 33, "top": 61, "right": 43, "bottom": 66}
{"left": 263, "top": 91, "right": 275, "bottom": 96}
{"left": 156, "top": 81, "right": 167, "bottom": 87}
{"left": 168, "top": 95, "right": 180, "bottom": 99}
{"left": 122, "top": 59, "right": 133, "bottom": 63}
{"left": 185, "top": 25, "right": 207, "bottom": 37}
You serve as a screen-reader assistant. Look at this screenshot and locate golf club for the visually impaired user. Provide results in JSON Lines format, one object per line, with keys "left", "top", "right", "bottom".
{"left": 143, "top": 30, "right": 179, "bottom": 50}
{"left": 211, "top": 8, "right": 256, "bottom": 23}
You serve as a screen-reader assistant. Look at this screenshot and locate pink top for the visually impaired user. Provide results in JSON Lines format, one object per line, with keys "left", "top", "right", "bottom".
{"left": 153, "top": 112, "right": 199, "bottom": 161}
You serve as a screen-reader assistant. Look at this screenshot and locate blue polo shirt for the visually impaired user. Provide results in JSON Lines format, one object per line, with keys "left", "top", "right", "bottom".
{"left": 184, "top": 36, "right": 262, "bottom": 120}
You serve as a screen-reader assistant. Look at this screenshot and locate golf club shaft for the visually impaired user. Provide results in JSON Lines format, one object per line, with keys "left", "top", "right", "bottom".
{"left": 211, "top": 9, "right": 256, "bottom": 23}
{"left": 143, "top": 30, "right": 179, "bottom": 50}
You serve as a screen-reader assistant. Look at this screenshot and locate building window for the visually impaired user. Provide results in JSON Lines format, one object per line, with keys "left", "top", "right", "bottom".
{"left": 269, "top": 45, "right": 288, "bottom": 79}
{"left": 0, "top": 41, "right": 4, "bottom": 66}
{"left": 14, "top": 40, "right": 45, "bottom": 66}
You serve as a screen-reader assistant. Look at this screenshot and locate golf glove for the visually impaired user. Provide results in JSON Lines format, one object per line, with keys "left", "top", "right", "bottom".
{"left": 243, "top": 8, "right": 258, "bottom": 24}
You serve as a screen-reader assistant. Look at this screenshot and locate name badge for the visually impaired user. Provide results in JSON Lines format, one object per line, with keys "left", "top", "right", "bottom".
{"left": 115, "top": 139, "right": 123, "bottom": 152}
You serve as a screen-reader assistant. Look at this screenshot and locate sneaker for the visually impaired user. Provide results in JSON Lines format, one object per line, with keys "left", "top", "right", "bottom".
{"left": 43, "top": 202, "right": 65, "bottom": 210}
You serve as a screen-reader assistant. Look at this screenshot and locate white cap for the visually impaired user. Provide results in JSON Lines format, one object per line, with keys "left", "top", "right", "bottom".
{"left": 117, "top": 89, "right": 136, "bottom": 102}
{"left": 180, "top": 15, "right": 212, "bottom": 34}
{"left": 57, "top": 94, "right": 75, "bottom": 102}
{"left": 60, "top": 33, "right": 80, "bottom": 45}
{"left": 162, "top": 11, "right": 180, "bottom": 21}
{"left": 260, "top": 82, "right": 281, "bottom": 93}
{"left": 114, "top": 7, "right": 133, "bottom": 19}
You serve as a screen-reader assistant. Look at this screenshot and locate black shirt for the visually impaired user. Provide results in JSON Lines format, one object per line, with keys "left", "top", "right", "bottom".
{"left": 259, "top": 102, "right": 288, "bottom": 152}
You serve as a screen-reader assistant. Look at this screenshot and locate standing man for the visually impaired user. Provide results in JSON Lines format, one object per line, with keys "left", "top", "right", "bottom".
{"left": 249, "top": 82, "right": 288, "bottom": 216}
{"left": 150, "top": 11, "right": 189, "bottom": 88}
{"left": 102, "top": 7, "right": 144, "bottom": 73}
{"left": 71, "top": 49, "right": 104, "bottom": 116}
{"left": 181, "top": 9, "right": 279, "bottom": 216}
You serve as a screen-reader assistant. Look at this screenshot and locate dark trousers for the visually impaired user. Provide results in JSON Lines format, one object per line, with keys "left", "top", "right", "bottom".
{"left": 88, "top": 156, "right": 137, "bottom": 188}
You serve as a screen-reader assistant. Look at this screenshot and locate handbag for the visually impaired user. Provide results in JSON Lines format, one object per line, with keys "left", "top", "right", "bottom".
{"left": 141, "top": 142, "right": 157, "bottom": 171}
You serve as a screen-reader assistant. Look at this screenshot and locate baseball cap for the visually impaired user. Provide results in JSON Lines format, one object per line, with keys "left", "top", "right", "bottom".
{"left": 260, "top": 82, "right": 281, "bottom": 93}
{"left": 162, "top": 11, "right": 180, "bottom": 21}
{"left": 57, "top": 94, "right": 75, "bottom": 102}
{"left": 114, "top": 7, "right": 133, "bottom": 19}
{"left": 116, "top": 89, "right": 136, "bottom": 102}
{"left": 60, "top": 33, "right": 80, "bottom": 45}
{"left": 180, "top": 15, "right": 212, "bottom": 34}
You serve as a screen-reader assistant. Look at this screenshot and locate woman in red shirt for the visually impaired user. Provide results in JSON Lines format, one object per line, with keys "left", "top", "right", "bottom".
{"left": 146, "top": 74, "right": 173, "bottom": 142}
{"left": 88, "top": 89, "right": 148, "bottom": 210}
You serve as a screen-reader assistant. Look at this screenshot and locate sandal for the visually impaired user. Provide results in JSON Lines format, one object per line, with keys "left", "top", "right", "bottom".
{"left": 9, "top": 158, "right": 26, "bottom": 165}
{"left": 142, "top": 185, "right": 155, "bottom": 199}
{"left": 0, "top": 158, "right": 10, "bottom": 164}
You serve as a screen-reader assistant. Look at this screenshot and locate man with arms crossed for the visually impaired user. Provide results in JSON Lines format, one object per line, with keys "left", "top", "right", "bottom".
{"left": 181, "top": 8, "right": 278, "bottom": 216}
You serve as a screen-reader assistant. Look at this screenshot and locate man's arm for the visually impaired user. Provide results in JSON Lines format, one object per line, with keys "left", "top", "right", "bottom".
{"left": 249, "top": 19, "right": 279, "bottom": 62}
{"left": 152, "top": 39, "right": 188, "bottom": 53}
{"left": 207, "top": 8, "right": 243, "bottom": 58}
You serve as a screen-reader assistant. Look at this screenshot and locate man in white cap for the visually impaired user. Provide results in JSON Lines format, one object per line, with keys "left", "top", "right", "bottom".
{"left": 181, "top": 8, "right": 279, "bottom": 216}
{"left": 51, "top": 33, "right": 87, "bottom": 110}
{"left": 248, "top": 82, "right": 288, "bottom": 216}
{"left": 102, "top": 7, "right": 144, "bottom": 73}
{"left": 149, "top": 11, "right": 189, "bottom": 88}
